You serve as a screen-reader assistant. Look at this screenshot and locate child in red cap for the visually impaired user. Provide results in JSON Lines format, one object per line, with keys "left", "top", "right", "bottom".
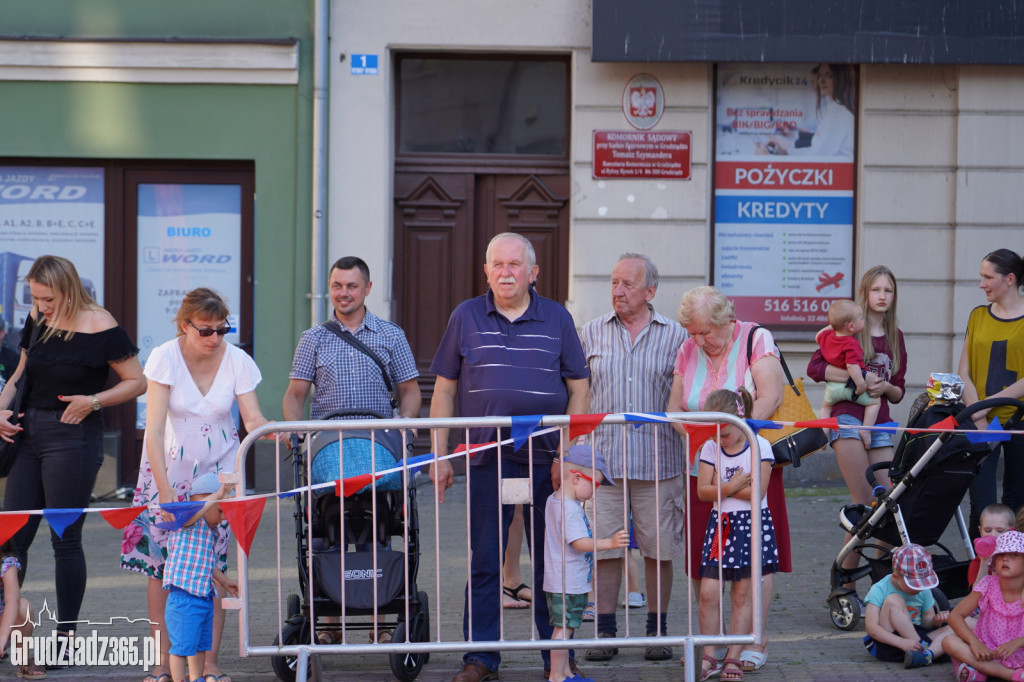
{"left": 863, "top": 543, "right": 952, "bottom": 668}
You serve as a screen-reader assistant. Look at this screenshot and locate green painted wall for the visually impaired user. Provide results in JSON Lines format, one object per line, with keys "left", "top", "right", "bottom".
{"left": 0, "top": 1, "right": 315, "bottom": 423}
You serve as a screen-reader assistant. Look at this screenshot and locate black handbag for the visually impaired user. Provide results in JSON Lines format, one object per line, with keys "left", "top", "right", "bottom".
{"left": 0, "top": 321, "right": 42, "bottom": 477}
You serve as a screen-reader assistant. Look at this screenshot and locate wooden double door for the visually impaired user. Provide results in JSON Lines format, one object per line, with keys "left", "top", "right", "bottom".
{"left": 393, "top": 168, "right": 570, "bottom": 401}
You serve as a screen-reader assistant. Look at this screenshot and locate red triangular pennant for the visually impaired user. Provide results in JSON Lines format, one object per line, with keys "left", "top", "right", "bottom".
{"left": 683, "top": 423, "right": 720, "bottom": 465}
{"left": 99, "top": 506, "right": 147, "bottom": 530}
{"left": 220, "top": 497, "right": 267, "bottom": 557}
{"left": 336, "top": 473, "right": 377, "bottom": 498}
{"left": 793, "top": 417, "right": 839, "bottom": 429}
{"left": 453, "top": 442, "right": 497, "bottom": 459}
{"left": 0, "top": 514, "right": 29, "bottom": 546}
{"left": 907, "top": 415, "right": 958, "bottom": 435}
{"left": 569, "top": 413, "right": 609, "bottom": 441}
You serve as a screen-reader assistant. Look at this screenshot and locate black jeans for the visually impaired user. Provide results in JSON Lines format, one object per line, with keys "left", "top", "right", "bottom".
{"left": 4, "top": 407, "right": 103, "bottom": 627}
{"left": 968, "top": 433, "right": 1024, "bottom": 539}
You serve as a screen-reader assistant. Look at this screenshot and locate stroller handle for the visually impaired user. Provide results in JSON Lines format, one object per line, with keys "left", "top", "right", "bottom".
{"left": 955, "top": 396, "right": 1024, "bottom": 428}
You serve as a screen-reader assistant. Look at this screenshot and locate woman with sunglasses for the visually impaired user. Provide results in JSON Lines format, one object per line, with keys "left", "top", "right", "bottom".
{"left": 121, "top": 287, "right": 269, "bottom": 682}
{"left": 0, "top": 255, "right": 146, "bottom": 655}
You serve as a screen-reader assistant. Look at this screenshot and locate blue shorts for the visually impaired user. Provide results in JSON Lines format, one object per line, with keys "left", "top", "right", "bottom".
{"left": 830, "top": 413, "right": 893, "bottom": 450}
{"left": 165, "top": 586, "right": 214, "bottom": 657}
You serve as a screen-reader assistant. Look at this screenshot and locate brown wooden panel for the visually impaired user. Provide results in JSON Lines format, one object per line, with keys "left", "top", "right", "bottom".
{"left": 491, "top": 174, "right": 570, "bottom": 303}
{"left": 393, "top": 172, "right": 473, "bottom": 376}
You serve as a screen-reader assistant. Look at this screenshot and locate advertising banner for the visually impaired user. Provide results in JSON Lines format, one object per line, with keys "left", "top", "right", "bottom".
{"left": 0, "top": 166, "right": 105, "bottom": 348}
{"left": 713, "top": 63, "right": 857, "bottom": 328}
{"left": 136, "top": 184, "right": 242, "bottom": 427}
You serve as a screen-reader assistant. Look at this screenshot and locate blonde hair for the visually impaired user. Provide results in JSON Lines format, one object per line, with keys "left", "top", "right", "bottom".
{"left": 26, "top": 255, "right": 101, "bottom": 342}
{"left": 172, "top": 288, "right": 231, "bottom": 336}
{"left": 855, "top": 266, "right": 902, "bottom": 375}
{"left": 678, "top": 286, "right": 735, "bottom": 328}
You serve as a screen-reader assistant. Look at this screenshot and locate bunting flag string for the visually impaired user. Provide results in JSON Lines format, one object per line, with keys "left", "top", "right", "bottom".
{"left": 0, "top": 411, "right": 1018, "bottom": 554}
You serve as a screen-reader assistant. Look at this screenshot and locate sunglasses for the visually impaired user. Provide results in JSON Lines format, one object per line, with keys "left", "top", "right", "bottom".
{"left": 188, "top": 321, "right": 231, "bottom": 337}
{"left": 570, "top": 469, "right": 601, "bottom": 488}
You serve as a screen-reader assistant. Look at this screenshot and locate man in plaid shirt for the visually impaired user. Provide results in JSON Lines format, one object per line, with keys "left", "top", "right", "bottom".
{"left": 163, "top": 472, "right": 238, "bottom": 682}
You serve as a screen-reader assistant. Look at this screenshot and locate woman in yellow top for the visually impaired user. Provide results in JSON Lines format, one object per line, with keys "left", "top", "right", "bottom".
{"left": 958, "top": 248, "right": 1024, "bottom": 537}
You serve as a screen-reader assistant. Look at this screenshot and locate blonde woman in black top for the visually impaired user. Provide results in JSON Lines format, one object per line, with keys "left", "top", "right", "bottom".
{"left": 0, "top": 255, "right": 145, "bottom": 648}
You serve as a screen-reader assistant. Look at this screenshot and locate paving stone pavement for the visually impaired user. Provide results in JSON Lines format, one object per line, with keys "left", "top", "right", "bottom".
{"left": 10, "top": 479, "right": 970, "bottom": 682}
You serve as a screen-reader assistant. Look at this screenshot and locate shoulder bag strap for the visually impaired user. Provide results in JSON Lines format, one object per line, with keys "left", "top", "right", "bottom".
{"left": 320, "top": 321, "right": 399, "bottom": 409}
{"left": 747, "top": 324, "right": 800, "bottom": 397}
{"left": 7, "top": 318, "right": 44, "bottom": 414}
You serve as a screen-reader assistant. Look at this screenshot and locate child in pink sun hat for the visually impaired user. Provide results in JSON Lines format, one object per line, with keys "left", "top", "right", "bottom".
{"left": 946, "top": 530, "right": 1024, "bottom": 681}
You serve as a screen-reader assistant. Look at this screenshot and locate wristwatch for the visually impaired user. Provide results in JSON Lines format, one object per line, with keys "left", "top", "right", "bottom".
{"left": 90, "top": 395, "right": 101, "bottom": 411}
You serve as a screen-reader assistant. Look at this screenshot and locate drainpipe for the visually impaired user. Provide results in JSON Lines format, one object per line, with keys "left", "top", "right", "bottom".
{"left": 309, "top": 0, "right": 330, "bottom": 326}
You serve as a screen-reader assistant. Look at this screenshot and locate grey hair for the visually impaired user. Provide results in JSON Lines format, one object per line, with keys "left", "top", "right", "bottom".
{"left": 486, "top": 232, "right": 536, "bottom": 268}
{"left": 617, "top": 253, "right": 659, "bottom": 290}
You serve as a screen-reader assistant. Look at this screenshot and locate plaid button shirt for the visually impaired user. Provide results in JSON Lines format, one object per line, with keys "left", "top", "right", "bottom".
{"left": 288, "top": 308, "right": 418, "bottom": 420}
{"left": 163, "top": 520, "right": 216, "bottom": 598}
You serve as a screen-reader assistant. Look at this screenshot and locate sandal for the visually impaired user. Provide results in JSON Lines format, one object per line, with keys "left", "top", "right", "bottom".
{"left": 17, "top": 662, "right": 47, "bottom": 680}
{"left": 316, "top": 630, "right": 343, "bottom": 645}
{"left": 370, "top": 629, "right": 393, "bottom": 644}
{"left": 739, "top": 649, "right": 767, "bottom": 671}
{"left": 953, "top": 661, "right": 988, "bottom": 682}
{"left": 721, "top": 658, "right": 744, "bottom": 681}
{"left": 503, "top": 583, "right": 532, "bottom": 603}
{"left": 693, "top": 654, "right": 721, "bottom": 681}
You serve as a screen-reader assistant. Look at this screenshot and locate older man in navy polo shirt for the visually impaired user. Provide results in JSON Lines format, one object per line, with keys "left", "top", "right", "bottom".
{"left": 429, "top": 232, "right": 590, "bottom": 682}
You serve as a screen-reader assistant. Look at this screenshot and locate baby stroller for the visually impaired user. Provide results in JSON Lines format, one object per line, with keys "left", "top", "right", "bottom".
{"left": 826, "top": 396, "right": 1024, "bottom": 630}
{"left": 271, "top": 410, "right": 429, "bottom": 682}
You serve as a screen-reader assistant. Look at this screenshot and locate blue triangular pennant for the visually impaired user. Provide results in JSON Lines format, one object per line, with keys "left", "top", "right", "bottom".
{"left": 154, "top": 501, "right": 205, "bottom": 531}
{"left": 42, "top": 509, "right": 84, "bottom": 539}
{"left": 965, "top": 418, "right": 1012, "bottom": 444}
{"left": 746, "top": 419, "right": 782, "bottom": 432}
{"left": 511, "top": 415, "right": 544, "bottom": 452}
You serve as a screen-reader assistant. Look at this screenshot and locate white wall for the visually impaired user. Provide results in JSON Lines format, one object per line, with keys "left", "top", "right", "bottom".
{"left": 329, "top": 0, "right": 1024, "bottom": 441}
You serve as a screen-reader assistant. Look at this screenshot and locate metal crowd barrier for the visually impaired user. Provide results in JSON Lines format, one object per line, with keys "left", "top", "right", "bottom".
{"left": 230, "top": 412, "right": 764, "bottom": 682}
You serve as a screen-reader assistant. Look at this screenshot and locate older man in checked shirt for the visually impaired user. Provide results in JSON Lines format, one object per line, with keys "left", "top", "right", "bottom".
{"left": 579, "top": 253, "right": 687, "bottom": 663}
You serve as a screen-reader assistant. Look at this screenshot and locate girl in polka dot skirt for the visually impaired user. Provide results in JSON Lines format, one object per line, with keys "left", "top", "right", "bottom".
{"left": 946, "top": 530, "right": 1024, "bottom": 681}
{"left": 696, "top": 388, "right": 779, "bottom": 682}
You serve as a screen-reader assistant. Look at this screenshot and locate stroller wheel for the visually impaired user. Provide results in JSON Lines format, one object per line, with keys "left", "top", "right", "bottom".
{"left": 390, "top": 601, "right": 429, "bottom": 682}
{"left": 828, "top": 593, "right": 861, "bottom": 630}
{"left": 271, "top": 617, "right": 311, "bottom": 682}
{"left": 286, "top": 593, "right": 301, "bottom": 619}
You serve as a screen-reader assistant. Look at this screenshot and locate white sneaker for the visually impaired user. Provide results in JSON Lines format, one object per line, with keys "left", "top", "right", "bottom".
{"left": 626, "top": 591, "right": 646, "bottom": 608}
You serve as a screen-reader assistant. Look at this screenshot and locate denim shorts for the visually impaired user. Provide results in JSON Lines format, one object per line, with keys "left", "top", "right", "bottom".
{"left": 830, "top": 413, "right": 893, "bottom": 450}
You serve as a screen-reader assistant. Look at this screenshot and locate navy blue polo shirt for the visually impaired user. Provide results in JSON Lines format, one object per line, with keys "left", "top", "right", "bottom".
{"left": 431, "top": 289, "right": 590, "bottom": 463}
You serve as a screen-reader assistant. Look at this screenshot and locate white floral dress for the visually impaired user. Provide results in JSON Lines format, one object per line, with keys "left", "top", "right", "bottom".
{"left": 120, "top": 339, "right": 261, "bottom": 579}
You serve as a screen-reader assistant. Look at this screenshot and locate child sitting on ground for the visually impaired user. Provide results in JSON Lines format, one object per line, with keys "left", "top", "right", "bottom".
{"left": 163, "top": 473, "right": 239, "bottom": 682}
{"left": 815, "top": 299, "right": 880, "bottom": 447}
{"left": 970, "top": 504, "right": 1016, "bottom": 585}
{"left": 863, "top": 543, "right": 951, "bottom": 669}
{"left": 696, "top": 388, "right": 779, "bottom": 682}
{"left": 0, "top": 538, "right": 43, "bottom": 680}
{"left": 544, "top": 445, "right": 629, "bottom": 682}
{"left": 946, "top": 530, "right": 1024, "bottom": 681}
